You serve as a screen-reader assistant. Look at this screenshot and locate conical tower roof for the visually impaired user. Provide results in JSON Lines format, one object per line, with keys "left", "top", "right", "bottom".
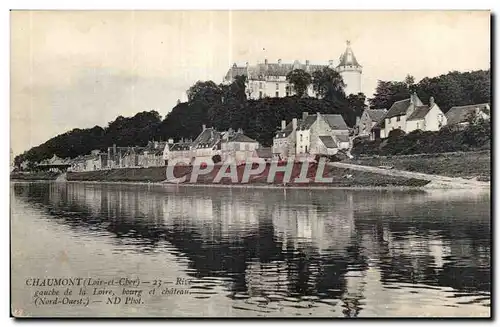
{"left": 337, "top": 40, "right": 361, "bottom": 68}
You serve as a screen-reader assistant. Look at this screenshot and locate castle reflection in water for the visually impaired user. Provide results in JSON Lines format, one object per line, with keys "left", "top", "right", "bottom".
{"left": 13, "top": 182, "right": 490, "bottom": 316}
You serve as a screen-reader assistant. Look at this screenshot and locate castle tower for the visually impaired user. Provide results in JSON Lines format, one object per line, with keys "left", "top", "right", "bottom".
{"left": 335, "top": 41, "right": 362, "bottom": 96}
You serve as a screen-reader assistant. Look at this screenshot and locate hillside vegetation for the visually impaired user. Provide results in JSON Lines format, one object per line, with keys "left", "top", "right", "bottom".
{"left": 15, "top": 69, "right": 490, "bottom": 167}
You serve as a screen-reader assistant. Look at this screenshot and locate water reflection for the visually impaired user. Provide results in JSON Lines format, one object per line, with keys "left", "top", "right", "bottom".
{"left": 11, "top": 182, "right": 491, "bottom": 317}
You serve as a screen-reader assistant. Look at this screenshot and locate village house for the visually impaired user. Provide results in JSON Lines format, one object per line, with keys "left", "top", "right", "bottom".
{"left": 272, "top": 112, "right": 350, "bottom": 160}
{"left": 138, "top": 141, "right": 167, "bottom": 167}
{"left": 220, "top": 128, "right": 260, "bottom": 164}
{"left": 85, "top": 150, "right": 108, "bottom": 171}
{"left": 163, "top": 126, "right": 261, "bottom": 164}
{"left": 107, "top": 145, "right": 132, "bottom": 169}
{"left": 356, "top": 108, "right": 387, "bottom": 139}
{"left": 37, "top": 154, "right": 72, "bottom": 172}
{"left": 373, "top": 93, "right": 447, "bottom": 139}
{"left": 68, "top": 156, "right": 87, "bottom": 172}
{"left": 272, "top": 119, "right": 298, "bottom": 160}
{"left": 121, "top": 147, "right": 144, "bottom": 168}
{"left": 190, "top": 125, "right": 223, "bottom": 163}
{"left": 316, "top": 136, "right": 340, "bottom": 156}
{"left": 256, "top": 147, "right": 273, "bottom": 162}
{"left": 163, "top": 139, "right": 193, "bottom": 164}
{"left": 445, "top": 103, "right": 490, "bottom": 127}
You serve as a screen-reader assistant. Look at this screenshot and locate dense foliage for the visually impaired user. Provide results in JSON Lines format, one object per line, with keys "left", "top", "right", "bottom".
{"left": 369, "top": 70, "right": 490, "bottom": 112}
{"left": 286, "top": 69, "right": 312, "bottom": 98}
{"left": 14, "top": 111, "right": 162, "bottom": 166}
{"left": 15, "top": 69, "right": 490, "bottom": 167}
{"left": 352, "top": 118, "right": 491, "bottom": 157}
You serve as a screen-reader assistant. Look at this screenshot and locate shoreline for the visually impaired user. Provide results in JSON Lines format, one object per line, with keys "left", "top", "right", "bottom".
{"left": 10, "top": 178, "right": 490, "bottom": 191}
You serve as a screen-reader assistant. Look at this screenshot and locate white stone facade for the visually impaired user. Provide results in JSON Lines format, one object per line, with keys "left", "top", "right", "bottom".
{"left": 224, "top": 41, "right": 362, "bottom": 98}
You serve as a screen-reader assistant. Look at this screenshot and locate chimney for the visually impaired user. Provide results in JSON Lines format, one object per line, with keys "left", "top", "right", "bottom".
{"left": 278, "top": 59, "right": 282, "bottom": 65}
{"left": 168, "top": 138, "right": 174, "bottom": 144}
{"left": 281, "top": 120, "right": 286, "bottom": 130}
{"left": 306, "top": 60, "right": 310, "bottom": 66}
{"left": 292, "top": 118, "right": 298, "bottom": 130}
{"left": 328, "top": 60, "right": 334, "bottom": 66}
{"left": 264, "top": 59, "right": 268, "bottom": 65}
{"left": 410, "top": 92, "right": 418, "bottom": 104}
{"left": 429, "top": 96, "right": 435, "bottom": 107}
{"left": 245, "top": 61, "right": 249, "bottom": 67}
{"left": 202, "top": 124, "right": 206, "bottom": 131}
{"left": 302, "top": 112, "right": 308, "bottom": 120}
{"left": 237, "top": 128, "right": 243, "bottom": 134}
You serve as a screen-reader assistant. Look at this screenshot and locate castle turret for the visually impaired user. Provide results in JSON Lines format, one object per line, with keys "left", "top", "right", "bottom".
{"left": 335, "top": 40, "right": 362, "bottom": 96}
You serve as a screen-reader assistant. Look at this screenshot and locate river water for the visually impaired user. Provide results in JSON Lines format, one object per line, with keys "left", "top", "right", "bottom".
{"left": 10, "top": 182, "right": 491, "bottom": 318}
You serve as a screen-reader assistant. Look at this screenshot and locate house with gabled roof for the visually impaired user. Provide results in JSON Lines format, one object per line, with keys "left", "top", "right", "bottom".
{"left": 221, "top": 128, "right": 260, "bottom": 164}
{"left": 85, "top": 150, "right": 108, "bottom": 171}
{"left": 163, "top": 125, "right": 261, "bottom": 164}
{"left": 272, "top": 112, "right": 350, "bottom": 160}
{"left": 374, "top": 93, "right": 447, "bottom": 139}
{"left": 68, "top": 156, "right": 87, "bottom": 172}
{"left": 138, "top": 141, "right": 167, "bottom": 167}
{"left": 190, "top": 125, "right": 223, "bottom": 163}
{"left": 317, "top": 136, "right": 339, "bottom": 156}
{"left": 356, "top": 108, "right": 387, "bottom": 139}
{"left": 272, "top": 118, "right": 298, "bottom": 160}
{"left": 445, "top": 103, "right": 490, "bottom": 127}
{"left": 163, "top": 139, "right": 192, "bottom": 164}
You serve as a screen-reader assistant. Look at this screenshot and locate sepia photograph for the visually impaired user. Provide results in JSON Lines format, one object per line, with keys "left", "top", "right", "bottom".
{"left": 9, "top": 9, "right": 491, "bottom": 318}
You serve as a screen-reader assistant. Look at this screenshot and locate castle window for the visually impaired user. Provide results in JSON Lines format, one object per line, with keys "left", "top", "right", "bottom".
{"left": 276, "top": 83, "right": 279, "bottom": 90}
{"left": 300, "top": 134, "right": 303, "bottom": 142}
{"left": 275, "top": 91, "right": 279, "bottom": 97}
{"left": 396, "top": 116, "right": 401, "bottom": 122}
{"left": 259, "top": 91, "right": 263, "bottom": 99}
{"left": 259, "top": 82, "right": 263, "bottom": 89}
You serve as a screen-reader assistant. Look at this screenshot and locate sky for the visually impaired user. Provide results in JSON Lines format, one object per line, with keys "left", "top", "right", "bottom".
{"left": 10, "top": 10, "right": 491, "bottom": 156}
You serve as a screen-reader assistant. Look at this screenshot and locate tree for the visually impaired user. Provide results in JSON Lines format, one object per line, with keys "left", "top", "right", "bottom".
{"left": 286, "top": 69, "right": 312, "bottom": 98}
{"left": 405, "top": 74, "right": 416, "bottom": 93}
{"left": 17, "top": 69, "right": 490, "bottom": 169}
{"left": 226, "top": 75, "right": 247, "bottom": 103}
{"left": 186, "top": 80, "right": 223, "bottom": 105}
{"left": 347, "top": 93, "right": 367, "bottom": 119}
{"left": 369, "top": 80, "right": 410, "bottom": 109}
{"left": 312, "top": 67, "right": 346, "bottom": 100}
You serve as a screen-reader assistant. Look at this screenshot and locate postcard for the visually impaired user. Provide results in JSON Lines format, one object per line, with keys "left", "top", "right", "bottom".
{"left": 10, "top": 10, "right": 491, "bottom": 318}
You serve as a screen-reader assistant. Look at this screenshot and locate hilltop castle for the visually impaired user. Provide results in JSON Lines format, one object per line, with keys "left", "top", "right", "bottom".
{"left": 223, "top": 41, "right": 362, "bottom": 99}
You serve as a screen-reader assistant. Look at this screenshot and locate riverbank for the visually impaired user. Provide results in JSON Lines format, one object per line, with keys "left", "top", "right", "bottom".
{"left": 348, "top": 150, "right": 491, "bottom": 181}
{"left": 13, "top": 151, "right": 490, "bottom": 189}
{"left": 10, "top": 171, "right": 59, "bottom": 181}
{"left": 64, "top": 164, "right": 429, "bottom": 188}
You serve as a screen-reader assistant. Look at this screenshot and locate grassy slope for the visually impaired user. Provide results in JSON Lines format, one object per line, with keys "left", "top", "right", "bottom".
{"left": 349, "top": 151, "right": 491, "bottom": 181}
